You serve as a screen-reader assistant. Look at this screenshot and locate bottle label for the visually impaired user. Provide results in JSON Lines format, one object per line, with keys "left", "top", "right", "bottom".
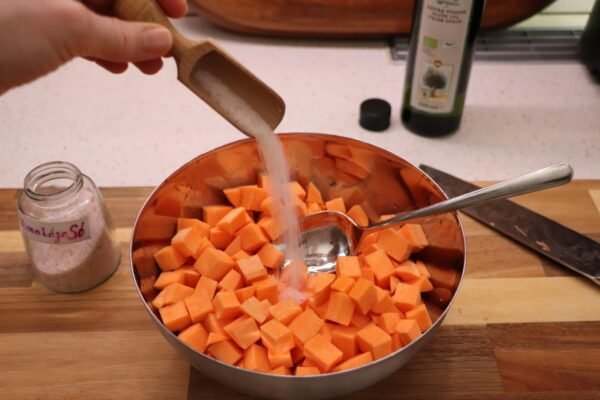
{"left": 410, "top": 0, "right": 474, "bottom": 114}
{"left": 18, "top": 212, "right": 91, "bottom": 244}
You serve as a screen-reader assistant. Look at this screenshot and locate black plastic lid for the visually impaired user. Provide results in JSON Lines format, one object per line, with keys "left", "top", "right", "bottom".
{"left": 359, "top": 98, "right": 391, "bottom": 132}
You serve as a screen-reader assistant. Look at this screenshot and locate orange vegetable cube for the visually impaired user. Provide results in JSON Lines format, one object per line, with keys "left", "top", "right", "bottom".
{"left": 377, "top": 228, "right": 411, "bottom": 263}
{"left": 395, "top": 260, "right": 421, "bottom": 281}
{"left": 154, "top": 245, "right": 187, "bottom": 272}
{"left": 303, "top": 334, "right": 343, "bottom": 372}
{"left": 392, "top": 283, "right": 421, "bottom": 312}
{"left": 307, "top": 202, "right": 323, "bottom": 214}
{"left": 154, "top": 270, "right": 186, "bottom": 290}
{"left": 209, "top": 226, "right": 235, "bottom": 250}
{"left": 391, "top": 332, "right": 403, "bottom": 352}
{"left": 252, "top": 275, "right": 279, "bottom": 304}
{"left": 257, "top": 243, "right": 284, "bottom": 269}
{"left": 194, "top": 236, "right": 215, "bottom": 259}
{"left": 184, "top": 293, "right": 214, "bottom": 323}
{"left": 260, "top": 319, "right": 295, "bottom": 353}
{"left": 194, "top": 248, "right": 235, "bottom": 281}
{"left": 232, "top": 250, "right": 251, "bottom": 262}
{"left": 398, "top": 223, "right": 429, "bottom": 251}
{"left": 244, "top": 344, "right": 271, "bottom": 372}
{"left": 371, "top": 287, "right": 397, "bottom": 314}
{"left": 171, "top": 227, "right": 203, "bottom": 258}
{"left": 270, "top": 366, "right": 291, "bottom": 375}
{"left": 311, "top": 272, "right": 336, "bottom": 305}
{"left": 390, "top": 275, "right": 401, "bottom": 293}
{"left": 289, "top": 181, "right": 306, "bottom": 199}
{"left": 364, "top": 249, "right": 396, "bottom": 288}
{"left": 325, "top": 197, "right": 346, "bottom": 213}
{"left": 241, "top": 296, "right": 268, "bottom": 324}
{"left": 348, "top": 278, "right": 378, "bottom": 315}
{"left": 218, "top": 269, "right": 243, "bottom": 292}
{"left": 224, "top": 316, "right": 261, "bottom": 349}
{"left": 224, "top": 236, "right": 243, "bottom": 256}
{"left": 223, "top": 187, "right": 242, "bottom": 207}
{"left": 203, "top": 205, "right": 233, "bottom": 227}
{"left": 179, "top": 267, "right": 201, "bottom": 287}
{"left": 206, "top": 332, "right": 227, "bottom": 346}
{"left": 377, "top": 312, "right": 402, "bottom": 334}
{"left": 153, "top": 282, "right": 194, "bottom": 308}
{"left": 405, "top": 304, "right": 433, "bottom": 332}
{"left": 331, "top": 275, "right": 355, "bottom": 294}
{"left": 207, "top": 340, "right": 243, "bottom": 365}
{"left": 332, "top": 352, "right": 373, "bottom": 372}
{"left": 325, "top": 292, "right": 355, "bottom": 326}
{"left": 350, "top": 311, "right": 371, "bottom": 328}
{"left": 291, "top": 346, "right": 305, "bottom": 365}
{"left": 409, "top": 276, "right": 434, "bottom": 293}
{"left": 240, "top": 185, "right": 269, "bottom": 211}
{"left": 331, "top": 325, "right": 359, "bottom": 361}
{"left": 202, "top": 313, "right": 227, "bottom": 336}
{"left": 336, "top": 256, "right": 362, "bottom": 279}
{"left": 289, "top": 308, "right": 325, "bottom": 345}
{"left": 415, "top": 260, "right": 431, "bottom": 278}
{"left": 159, "top": 300, "right": 192, "bottom": 332}
{"left": 177, "top": 218, "right": 210, "bottom": 237}
{"left": 257, "top": 216, "right": 285, "bottom": 241}
{"left": 308, "top": 298, "right": 329, "bottom": 320}
{"left": 347, "top": 205, "right": 369, "bottom": 226}
{"left": 237, "top": 223, "right": 269, "bottom": 253}
{"left": 306, "top": 182, "right": 323, "bottom": 203}
{"left": 320, "top": 322, "right": 336, "bottom": 342}
{"left": 356, "top": 323, "right": 392, "bottom": 360}
{"left": 360, "top": 267, "right": 375, "bottom": 283}
{"left": 237, "top": 255, "right": 268, "bottom": 283}
{"left": 234, "top": 286, "right": 256, "bottom": 304}
{"left": 194, "top": 276, "right": 218, "bottom": 300}
{"left": 269, "top": 298, "right": 303, "bottom": 325}
{"left": 260, "top": 196, "right": 280, "bottom": 216}
{"left": 361, "top": 243, "right": 382, "bottom": 255}
{"left": 268, "top": 349, "right": 293, "bottom": 368}
{"left": 212, "top": 291, "right": 241, "bottom": 320}
{"left": 295, "top": 366, "right": 320, "bottom": 376}
{"left": 395, "top": 318, "right": 421, "bottom": 345}
{"left": 178, "top": 323, "right": 209, "bottom": 352}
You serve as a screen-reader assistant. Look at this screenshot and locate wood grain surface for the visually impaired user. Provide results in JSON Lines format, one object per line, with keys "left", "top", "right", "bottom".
{"left": 0, "top": 182, "right": 599, "bottom": 400}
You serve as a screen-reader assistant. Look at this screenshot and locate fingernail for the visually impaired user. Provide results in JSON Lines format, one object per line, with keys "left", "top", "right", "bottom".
{"left": 142, "top": 28, "right": 172, "bottom": 54}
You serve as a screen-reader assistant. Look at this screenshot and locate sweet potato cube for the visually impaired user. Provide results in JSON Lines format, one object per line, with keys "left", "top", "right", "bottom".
{"left": 179, "top": 267, "right": 201, "bottom": 287}
{"left": 252, "top": 275, "right": 279, "bottom": 304}
{"left": 377, "top": 312, "right": 402, "bottom": 334}
{"left": 241, "top": 296, "right": 268, "bottom": 324}
{"left": 392, "top": 283, "right": 421, "bottom": 312}
{"left": 325, "top": 292, "right": 355, "bottom": 326}
{"left": 203, "top": 205, "right": 233, "bottom": 227}
{"left": 154, "top": 270, "right": 186, "bottom": 290}
{"left": 270, "top": 366, "right": 291, "bottom": 375}
{"left": 223, "top": 187, "right": 242, "bottom": 207}
{"left": 257, "top": 243, "right": 284, "bottom": 269}
{"left": 398, "top": 223, "right": 429, "bottom": 251}
{"left": 325, "top": 197, "right": 346, "bottom": 213}
{"left": 390, "top": 275, "right": 401, "bottom": 293}
{"left": 218, "top": 269, "right": 243, "bottom": 292}
{"left": 232, "top": 250, "right": 251, "bottom": 262}
{"left": 217, "top": 206, "right": 254, "bottom": 235}
{"left": 348, "top": 278, "right": 378, "bottom": 315}
{"left": 306, "top": 182, "right": 323, "bottom": 203}
{"left": 178, "top": 323, "right": 209, "bottom": 352}
{"left": 331, "top": 325, "right": 359, "bottom": 361}
{"left": 377, "top": 229, "right": 411, "bottom": 263}
{"left": 371, "top": 286, "right": 397, "bottom": 314}
{"left": 295, "top": 366, "right": 320, "bottom": 376}
{"left": 224, "top": 316, "right": 261, "bottom": 349}
{"left": 405, "top": 304, "right": 433, "bottom": 332}
{"left": 244, "top": 344, "right": 271, "bottom": 372}
{"left": 409, "top": 276, "right": 434, "bottom": 293}
{"left": 268, "top": 298, "right": 303, "bottom": 325}
{"left": 289, "top": 181, "right": 307, "bottom": 200}
{"left": 332, "top": 352, "right": 373, "bottom": 372}
{"left": 234, "top": 286, "right": 256, "bottom": 304}
{"left": 237, "top": 223, "right": 269, "bottom": 253}
{"left": 209, "top": 226, "right": 235, "bottom": 250}
{"left": 260, "top": 319, "right": 295, "bottom": 353}
{"left": 239, "top": 185, "right": 268, "bottom": 211}
{"left": 206, "top": 332, "right": 227, "bottom": 346}
{"left": 194, "top": 276, "right": 218, "bottom": 300}
{"left": 347, "top": 205, "right": 369, "bottom": 226}
{"left": 307, "top": 202, "right": 323, "bottom": 214}
{"left": 259, "top": 196, "right": 279, "bottom": 216}
{"left": 395, "top": 260, "right": 421, "bottom": 281}
{"left": 237, "top": 255, "right": 268, "bottom": 283}
{"left": 194, "top": 248, "right": 235, "bottom": 281}
{"left": 154, "top": 245, "right": 187, "bottom": 272}
{"left": 160, "top": 300, "right": 192, "bottom": 332}
{"left": 391, "top": 332, "right": 403, "bottom": 351}
{"left": 212, "top": 291, "right": 241, "bottom": 320}
{"left": 416, "top": 260, "right": 431, "bottom": 277}
{"left": 171, "top": 227, "right": 203, "bottom": 258}
{"left": 202, "top": 313, "right": 227, "bottom": 336}
{"left": 279, "top": 260, "right": 309, "bottom": 290}
{"left": 356, "top": 323, "right": 392, "bottom": 360}
{"left": 360, "top": 267, "right": 375, "bottom": 283}
{"left": 308, "top": 298, "right": 329, "bottom": 320}
{"left": 303, "top": 334, "right": 343, "bottom": 372}
{"left": 395, "top": 318, "right": 421, "bottom": 345}
{"left": 194, "top": 236, "right": 215, "bottom": 259}
{"left": 320, "top": 322, "right": 336, "bottom": 342}
{"left": 154, "top": 282, "right": 194, "bottom": 308}
{"left": 289, "top": 308, "right": 325, "bottom": 345}
{"left": 331, "top": 275, "right": 355, "bottom": 294}
{"left": 311, "top": 272, "right": 336, "bottom": 305}
{"left": 268, "top": 349, "right": 293, "bottom": 368}
{"left": 364, "top": 249, "right": 396, "bottom": 289}
{"left": 207, "top": 340, "right": 243, "bottom": 365}
{"left": 336, "top": 256, "right": 362, "bottom": 279}
{"left": 257, "top": 216, "right": 285, "bottom": 241}
{"left": 177, "top": 218, "right": 210, "bottom": 236}
{"left": 224, "top": 236, "right": 243, "bottom": 257}
{"left": 184, "top": 293, "right": 214, "bottom": 323}
{"left": 350, "top": 311, "right": 371, "bottom": 328}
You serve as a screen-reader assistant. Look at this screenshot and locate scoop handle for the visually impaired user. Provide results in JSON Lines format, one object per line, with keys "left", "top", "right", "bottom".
{"left": 113, "top": 0, "right": 195, "bottom": 61}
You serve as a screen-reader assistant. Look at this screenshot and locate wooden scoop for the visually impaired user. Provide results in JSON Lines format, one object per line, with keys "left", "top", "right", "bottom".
{"left": 114, "top": 0, "right": 285, "bottom": 136}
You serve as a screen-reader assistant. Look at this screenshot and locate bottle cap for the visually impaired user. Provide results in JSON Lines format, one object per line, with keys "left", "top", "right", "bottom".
{"left": 359, "top": 98, "right": 391, "bottom": 132}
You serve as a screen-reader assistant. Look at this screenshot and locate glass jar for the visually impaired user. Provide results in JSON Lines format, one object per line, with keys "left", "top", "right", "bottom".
{"left": 17, "top": 161, "right": 120, "bottom": 292}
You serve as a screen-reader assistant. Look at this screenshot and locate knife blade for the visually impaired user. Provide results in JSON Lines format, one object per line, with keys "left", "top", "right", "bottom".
{"left": 419, "top": 164, "right": 600, "bottom": 286}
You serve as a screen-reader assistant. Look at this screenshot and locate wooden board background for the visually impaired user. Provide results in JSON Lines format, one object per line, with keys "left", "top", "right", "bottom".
{"left": 0, "top": 182, "right": 599, "bottom": 399}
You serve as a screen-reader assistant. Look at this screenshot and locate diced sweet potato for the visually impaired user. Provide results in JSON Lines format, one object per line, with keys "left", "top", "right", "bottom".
{"left": 207, "top": 340, "right": 243, "bottom": 365}
{"left": 324, "top": 292, "right": 355, "bottom": 326}
{"left": 331, "top": 275, "right": 355, "bottom": 294}
{"left": 217, "top": 207, "right": 253, "bottom": 235}
{"left": 364, "top": 249, "right": 395, "bottom": 289}
{"left": 325, "top": 197, "right": 346, "bottom": 213}
{"left": 237, "top": 223, "right": 269, "bottom": 253}
{"left": 154, "top": 245, "right": 187, "bottom": 272}
{"left": 377, "top": 312, "right": 401, "bottom": 334}
{"left": 257, "top": 243, "right": 284, "bottom": 269}
{"left": 260, "top": 319, "right": 295, "bottom": 353}
{"left": 267, "top": 349, "right": 293, "bottom": 368}
{"left": 171, "top": 227, "right": 203, "bottom": 258}
{"left": 178, "top": 323, "right": 209, "bottom": 352}
{"left": 295, "top": 366, "right": 320, "bottom": 376}
{"left": 269, "top": 299, "right": 303, "bottom": 325}
{"left": 184, "top": 293, "right": 214, "bottom": 323}
{"left": 332, "top": 352, "right": 373, "bottom": 372}
{"left": 218, "top": 269, "right": 244, "bottom": 292}
{"left": 405, "top": 304, "right": 433, "bottom": 332}
{"left": 306, "top": 182, "right": 323, "bottom": 204}
{"left": 392, "top": 283, "right": 421, "bottom": 313}
{"left": 244, "top": 344, "right": 271, "bottom": 372}
{"left": 209, "top": 226, "right": 235, "bottom": 250}
{"left": 241, "top": 296, "right": 268, "bottom": 324}
{"left": 289, "top": 308, "right": 325, "bottom": 345}
{"left": 303, "top": 334, "right": 343, "bottom": 372}
{"left": 356, "top": 323, "right": 392, "bottom": 360}
{"left": 194, "top": 276, "right": 218, "bottom": 300}
{"left": 237, "top": 255, "right": 268, "bottom": 283}
{"left": 252, "top": 275, "right": 279, "bottom": 304}
{"left": 240, "top": 185, "right": 269, "bottom": 211}
{"left": 194, "top": 248, "right": 235, "bottom": 281}
{"left": 398, "top": 224, "right": 429, "bottom": 251}
{"left": 336, "top": 256, "right": 362, "bottom": 279}
{"left": 395, "top": 319, "right": 421, "bottom": 345}
{"left": 224, "top": 316, "right": 261, "bottom": 349}
{"left": 203, "top": 205, "right": 233, "bottom": 227}
{"left": 371, "top": 287, "right": 397, "bottom": 314}
{"left": 153, "top": 282, "right": 194, "bottom": 308}
{"left": 154, "top": 270, "right": 186, "bottom": 290}
{"left": 234, "top": 286, "right": 256, "bottom": 304}
{"left": 377, "top": 228, "right": 411, "bottom": 263}
{"left": 347, "top": 205, "right": 369, "bottom": 226}
{"left": 160, "top": 300, "right": 192, "bottom": 332}
{"left": 212, "top": 291, "right": 241, "bottom": 320}
{"left": 348, "top": 278, "right": 378, "bottom": 315}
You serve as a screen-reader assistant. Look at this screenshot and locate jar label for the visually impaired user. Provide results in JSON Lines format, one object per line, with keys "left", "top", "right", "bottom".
{"left": 18, "top": 212, "right": 91, "bottom": 244}
{"left": 409, "top": 0, "right": 474, "bottom": 114}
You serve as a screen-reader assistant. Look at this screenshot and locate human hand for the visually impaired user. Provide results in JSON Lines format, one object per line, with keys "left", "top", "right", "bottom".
{"left": 0, "top": 0, "right": 188, "bottom": 94}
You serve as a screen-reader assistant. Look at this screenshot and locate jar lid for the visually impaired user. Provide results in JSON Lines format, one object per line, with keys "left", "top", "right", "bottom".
{"left": 359, "top": 98, "right": 391, "bottom": 132}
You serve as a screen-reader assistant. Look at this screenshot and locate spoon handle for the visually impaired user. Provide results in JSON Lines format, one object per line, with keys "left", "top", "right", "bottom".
{"left": 370, "top": 163, "right": 573, "bottom": 229}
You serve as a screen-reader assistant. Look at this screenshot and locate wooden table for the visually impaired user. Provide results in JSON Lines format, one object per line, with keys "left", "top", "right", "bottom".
{"left": 1, "top": 183, "right": 599, "bottom": 399}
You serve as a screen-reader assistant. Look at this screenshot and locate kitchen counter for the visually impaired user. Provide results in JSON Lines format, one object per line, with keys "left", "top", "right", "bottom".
{"left": 1, "top": 17, "right": 599, "bottom": 189}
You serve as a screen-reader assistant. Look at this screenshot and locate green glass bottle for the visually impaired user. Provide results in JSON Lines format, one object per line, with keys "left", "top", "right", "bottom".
{"left": 401, "top": 0, "right": 485, "bottom": 137}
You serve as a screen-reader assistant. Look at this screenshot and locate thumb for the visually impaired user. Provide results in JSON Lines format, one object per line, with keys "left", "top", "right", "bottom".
{"left": 74, "top": 12, "right": 172, "bottom": 63}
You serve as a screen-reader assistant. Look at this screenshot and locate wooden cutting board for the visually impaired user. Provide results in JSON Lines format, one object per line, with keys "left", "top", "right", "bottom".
{"left": 190, "top": 0, "right": 555, "bottom": 38}
{"left": 0, "top": 182, "right": 599, "bottom": 399}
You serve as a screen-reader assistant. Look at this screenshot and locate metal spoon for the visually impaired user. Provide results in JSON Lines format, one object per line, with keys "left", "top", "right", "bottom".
{"left": 298, "top": 163, "right": 573, "bottom": 273}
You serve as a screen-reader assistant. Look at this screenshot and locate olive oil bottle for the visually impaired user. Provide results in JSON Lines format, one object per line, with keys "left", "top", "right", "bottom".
{"left": 401, "top": 0, "right": 485, "bottom": 136}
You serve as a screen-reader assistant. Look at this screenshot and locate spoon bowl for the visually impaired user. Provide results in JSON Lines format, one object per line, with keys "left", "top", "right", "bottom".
{"left": 298, "top": 163, "right": 573, "bottom": 274}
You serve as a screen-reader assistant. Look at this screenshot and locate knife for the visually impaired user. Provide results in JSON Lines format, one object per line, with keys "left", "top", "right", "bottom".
{"left": 419, "top": 165, "right": 600, "bottom": 286}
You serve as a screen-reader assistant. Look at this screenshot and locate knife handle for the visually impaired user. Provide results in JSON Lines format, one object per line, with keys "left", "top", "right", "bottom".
{"left": 371, "top": 163, "right": 573, "bottom": 227}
